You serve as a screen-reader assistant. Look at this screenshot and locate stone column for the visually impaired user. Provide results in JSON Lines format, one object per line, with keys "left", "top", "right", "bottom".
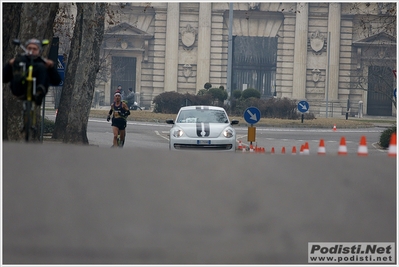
{"left": 292, "top": 3, "right": 308, "bottom": 100}
{"left": 327, "top": 3, "right": 341, "bottom": 100}
{"left": 164, "top": 3, "right": 179, "bottom": 91}
{"left": 196, "top": 2, "right": 212, "bottom": 92}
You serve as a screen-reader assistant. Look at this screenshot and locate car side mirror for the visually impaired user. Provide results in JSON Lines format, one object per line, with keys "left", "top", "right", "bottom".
{"left": 166, "top": 119, "right": 174, "bottom": 124}
{"left": 231, "top": 120, "right": 239, "bottom": 125}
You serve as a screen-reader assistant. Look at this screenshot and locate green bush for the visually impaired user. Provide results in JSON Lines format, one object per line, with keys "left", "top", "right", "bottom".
{"left": 152, "top": 91, "right": 183, "bottom": 113}
{"left": 208, "top": 88, "right": 228, "bottom": 105}
{"left": 186, "top": 93, "right": 213, "bottom": 107}
{"left": 242, "top": 88, "right": 261, "bottom": 99}
{"left": 43, "top": 117, "right": 55, "bottom": 133}
{"left": 197, "top": 89, "right": 207, "bottom": 96}
{"left": 268, "top": 97, "right": 298, "bottom": 119}
{"left": 379, "top": 125, "right": 396, "bottom": 148}
{"left": 204, "top": 82, "right": 212, "bottom": 89}
{"left": 152, "top": 91, "right": 212, "bottom": 113}
{"left": 230, "top": 97, "right": 300, "bottom": 119}
{"left": 232, "top": 89, "right": 242, "bottom": 99}
{"left": 153, "top": 91, "right": 310, "bottom": 120}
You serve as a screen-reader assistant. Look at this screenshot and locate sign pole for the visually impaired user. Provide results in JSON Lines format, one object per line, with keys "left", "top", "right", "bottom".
{"left": 40, "top": 96, "right": 45, "bottom": 142}
{"left": 325, "top": 32, "right": 331, "bottom": 118}
{"left": 244, "top": 107, "right": 261, "bottom": 146}
{"left": 250, "top": 124, "right": 253, "bottom": 146}
{"left": 298, "top": 100, "right": 310, "bottom": 123}
{"left": 227, "top": 3, "right": 233, "bottom": 99}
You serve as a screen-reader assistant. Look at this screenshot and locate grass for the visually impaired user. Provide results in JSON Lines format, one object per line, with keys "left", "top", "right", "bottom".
{"left": 88, "top": 109, "right": 391, "bottom": 128}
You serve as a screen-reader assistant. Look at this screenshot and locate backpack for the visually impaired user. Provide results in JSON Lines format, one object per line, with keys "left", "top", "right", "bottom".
{"left": 11, "top": 55, "right": 28, "bottom": 97}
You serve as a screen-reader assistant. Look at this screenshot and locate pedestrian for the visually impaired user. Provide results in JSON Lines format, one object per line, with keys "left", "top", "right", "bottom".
{"left": 126, "top": 87, "right": 135, "bottom": 109}
{"left": 3, "top": 38, "right": 61, "bottom": 106}
{"left": 115, "top": 85, "right": 125, "bottom": 100}
{"left": 107, "top": 92, "right": 130, "bottom": 147}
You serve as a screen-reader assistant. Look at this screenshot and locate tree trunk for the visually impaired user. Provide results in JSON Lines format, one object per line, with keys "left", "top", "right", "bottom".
{"left": 2, "top": 3, "right": 22, "bottom": 141}
{"left": 2, "top": 3, "right": 59, "bottom": 141}
{"left": 52, "top": 3, "right": 105, "bottom": 144}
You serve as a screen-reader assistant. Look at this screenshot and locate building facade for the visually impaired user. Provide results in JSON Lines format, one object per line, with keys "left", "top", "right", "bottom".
{"left": 97, "top": 2, "right": 396, "bottom": 117}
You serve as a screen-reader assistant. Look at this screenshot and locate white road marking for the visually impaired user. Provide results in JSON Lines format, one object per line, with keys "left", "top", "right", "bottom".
{"left": 155, "top": 130, "right": 170, "bottom": 141}
{"left": 372, "top": 142, "right": 387, "bottom": 152}
{"left": 235, "top": 127, "right": 382, "bottom": 133}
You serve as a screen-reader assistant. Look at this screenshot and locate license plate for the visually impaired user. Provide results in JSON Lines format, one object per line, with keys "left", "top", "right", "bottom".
{"left": 197, "top": 140, "right": 211, "bottom": 145}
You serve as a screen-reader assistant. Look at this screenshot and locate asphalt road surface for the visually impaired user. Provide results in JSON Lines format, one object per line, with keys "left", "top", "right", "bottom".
{"left": 84, "top": 117, "right": 387, "bottom": 156}
{"left": 42, "top": 112, "right": 389, "bottom": 155}
{"left": 3, "top": 141, "right": 396, "bottom": 264}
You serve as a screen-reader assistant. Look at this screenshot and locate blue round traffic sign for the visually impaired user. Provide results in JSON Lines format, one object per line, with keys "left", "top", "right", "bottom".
{"left": 297, "top": 100, "right": 309, "bottom": 113}
{"left": 244, "top": 107, "right": 261, "bottom": 124}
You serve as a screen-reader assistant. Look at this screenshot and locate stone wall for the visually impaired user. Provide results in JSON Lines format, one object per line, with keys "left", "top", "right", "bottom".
{"left": 95, "top": 2, "right": 395, "bottom": 116}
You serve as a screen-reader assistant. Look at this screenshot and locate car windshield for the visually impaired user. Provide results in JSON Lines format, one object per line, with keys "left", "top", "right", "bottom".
{"left": 177, "top": 109, "right": 229, "bottom": 123}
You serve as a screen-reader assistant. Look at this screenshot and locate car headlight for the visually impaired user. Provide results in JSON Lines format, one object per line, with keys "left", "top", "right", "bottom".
{"left": 223, "top": 128, "right": 234, "bottom": 138}
{"left": 172, "top": 129, "right": 184, "bottom": 137}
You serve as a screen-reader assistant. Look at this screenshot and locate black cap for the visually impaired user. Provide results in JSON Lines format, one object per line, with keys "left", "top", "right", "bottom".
{"left": 25, "top": 38, "right": 42, "bottom": 51}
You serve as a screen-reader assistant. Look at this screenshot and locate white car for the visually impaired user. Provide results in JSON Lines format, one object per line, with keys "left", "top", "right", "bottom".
{"left": 166, "top": 105, "right": 239, "bottom": 151}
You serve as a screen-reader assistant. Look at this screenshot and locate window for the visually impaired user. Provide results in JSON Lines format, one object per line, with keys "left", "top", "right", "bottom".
{"left": 177, "top": 110, "right": 228, "bottom": 123}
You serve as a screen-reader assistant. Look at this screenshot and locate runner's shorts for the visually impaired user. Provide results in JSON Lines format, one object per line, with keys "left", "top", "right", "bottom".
{"left": 112, "top": 117, "right": 127, "bottom": 130}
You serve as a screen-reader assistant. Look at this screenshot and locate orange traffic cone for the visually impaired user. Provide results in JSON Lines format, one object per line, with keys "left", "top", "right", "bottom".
{"left": 338, "top": 137, "right": 348, "bottom": 155}
{"left": 271, "top": 147, "right": 275, "bottom": 154}
{"left": 303, "top": 142, "right": 310, "bottom": 155}
{"left": 388, "top": 132, "right": 397, "bottom": 157}
{"left": 333, "top": 124, "right": 337, "bottom": 132}
{"left": 357, "top": 136, "right": 368, "bottom": 156}
{"left": 292, "top": 146, "right": 297, "bottom": 155}
{"left": 281, "top": 146, "right": 286, "bottom": 154}
{"left": 249, "top": 144, "right": 254, "bottom": 153}
{"left": 318, "top": 139, "right": 326, "bottom": 155}
{"left": 238, "top": 140, "right": 243, "bottom": 150}
{"left": 260, "top": 147, "right": 265, "bottom": 153}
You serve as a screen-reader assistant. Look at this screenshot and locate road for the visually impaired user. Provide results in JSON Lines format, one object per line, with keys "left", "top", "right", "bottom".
{"left": 3, "top": 114, "right": 396, "bottom": 264}
{"left": 3, "top": 142, "right": 396, "bottom": 264}
{"left": 81, "top": 115, "right": 387, "bottom": 156}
